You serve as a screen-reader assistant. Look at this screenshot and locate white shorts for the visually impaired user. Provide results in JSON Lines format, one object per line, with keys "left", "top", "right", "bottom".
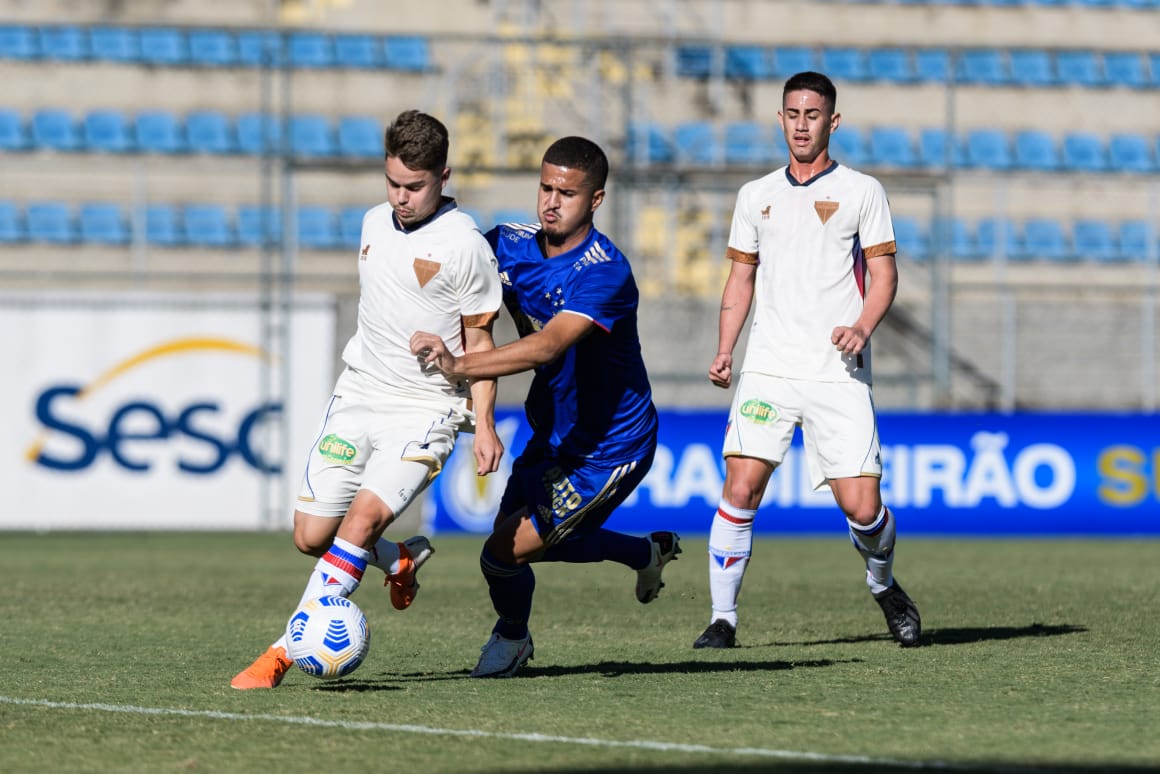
{"left": 296, "top": 367, "right": 468, "bottom": 518}
{"left": 723, "top": 372, "right": 882, "bottom": 490}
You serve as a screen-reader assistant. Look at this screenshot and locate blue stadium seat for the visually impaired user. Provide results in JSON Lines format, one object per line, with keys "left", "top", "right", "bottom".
{"left": 236, "top": 30, "right": 283, "bottom": 66}
{"left": 237, "top": 205, "right": 282, "bottom": 246}
{"left": 139, "top": 28, "right": 188, "bottom": 66}
{"left": 188, "top": 29, "right": 238, "bottom": 67}
{"left": 771, "top": 46, "right": 815, "bottom": 78}
{"left": 956, "top": 49, "right": 1010, "bottom": 85}
{"left": 135, "top": 111, "right": 186, "bottom": 154}
{"left": 83, "top": 110, "right": 135, "bottom": 154}
{"left": 339, "top": 206, "right": 365, "bottom": 247}
{"left": 1072, "top": 219, "right": 1118, "bottom": 261}
{"left": 935, "top": 217, "right": 981, "bottom": 261}
{"left": 867, "top": 48, "right": 914, "bottom": 83}
{"left": 288, "top": 32, "right": 334, "bottom": 69}
{"left": 0, "top": 201, "right": 26, "bottom": 242}
{"left": 869, "top": 126, "right": 917, "bottom": 168}
{"left": 674, "top": 121, "right": 719, "bottom": 166}
{"left": 918, "top": 127, "right": 962, "bottom": 168}
{"left": 1055, "top": 50, "right": 1106, "bottom": 87}
{"left": 382, "top": 36, "right": 430, "bottom": 72}
{"left": 89, "top": 27, "right": 140, "bottom": 63}
{"left": 915, "top": 49, "right": 951, "bottom": 83}
{"left": 1009, "top": 50, "right": 1057, "bottom": 87}
{"left": 724, "top": 121, "right": 777, "bottom": 166}
{"left": 26, "top": 202, "right": 77, "bottom": 243}
{"left": 821, "top": 48, "right": 869, "bottom": 82}
{"left": 1150, "top": 53, "right": 1160, "bottom": 88}
{"left": 39, "top": 26, "right": 88, "bottom": 61}
{"left": 183, "top": 204, "right": 235, "bottom": 246}
{"left": 964, "top": 128, "right": 1013, "bottom": 169}
{"left": 1118, "top": 220, "right": 1156, "bottom": 261}
{"left": 1108, "top": 133, "right": 1155, "bottom": 173}
{"left": 79, "top": 203, "right": 129, "bottom": 245}
{"left": 297, "top": 206, "right": 339, "bottom": 249}
{"left": 0, "top": 109, "right": 29, "bottom": 151}
{"left": 333, "top": 34, "right": 382, "bottom": 69}
{"left": 185, "top": 110, "right": 236, "bottom": 155}
{"left": 0, "top": 24, "right": 39, "bottom": 59}
{"left": 145, "top": 204, "right": 184, "bottom": 246}
{"left": 337, "top": 115, "right": 382, "bottom": 158}
{"left": 627, "top": 121, "right": 674, "bottom": 164}
{"left": 1013, "top": 130, "right": 1059, "bottom": 171}
{"left": 236, "top": 113, "right": 282, "bottom": 155}
{"left": 31, "top": 109, "right": 82, "bottom": 152}
{"left": 1103, "top": 52, "right": 1147, "bottom": 89}
{"left": 724, "top": 46, "right": 770, "bottom": 80}
{"left": 1061, "top": 132, "right": 1108, "bottom": 172}
{"left": 892, "top": 216, "right": 930, "bottom": 261}
{"left": 288, "top": 114, "right": 336, "bottom": 158}
{"left": 676, "top": 45, "right": 713, "bottom": 78}
{"left": 976, "top": 217, "right": 1022, "bottom": 260}
{"left": 830, "top": 126, "right": 868, "bottom": 166}
{"left": 1021, "top": 218, "right": 1069, "bottom": 261}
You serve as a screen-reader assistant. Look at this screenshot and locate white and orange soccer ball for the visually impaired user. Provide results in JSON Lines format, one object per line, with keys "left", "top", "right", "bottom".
{"left": 285, "top": 595, "right": 370, "bottom": 680}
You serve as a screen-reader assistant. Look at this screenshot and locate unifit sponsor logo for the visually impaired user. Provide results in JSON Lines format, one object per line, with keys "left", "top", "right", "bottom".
{"left": 318, "top": 434, "right": 356, "bottom": 463}
{"left": 24, "top": 337, "right": 280, "bottom": 474}
{"left": 739, "top": 399, "right": 778, "bottom": 425}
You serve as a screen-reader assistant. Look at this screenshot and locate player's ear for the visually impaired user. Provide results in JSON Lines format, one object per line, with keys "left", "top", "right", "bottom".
{"left": 830, "top": 112, "right": 841, "bottom": 132}
{"left": 590, "top": 188, "right": 605, "bottom": 213}
{"left": 440, "top": 166, "right": 451, "bottom": 188}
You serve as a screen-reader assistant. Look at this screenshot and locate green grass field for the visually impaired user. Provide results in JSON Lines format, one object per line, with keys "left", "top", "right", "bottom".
{"left": 1, "top": 532, "right": 1157, "bottom": 773}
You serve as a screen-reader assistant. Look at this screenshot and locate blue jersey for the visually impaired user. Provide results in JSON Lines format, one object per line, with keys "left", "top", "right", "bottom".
{"left": 486, "top": 222, "right": 658, "bottom": 464}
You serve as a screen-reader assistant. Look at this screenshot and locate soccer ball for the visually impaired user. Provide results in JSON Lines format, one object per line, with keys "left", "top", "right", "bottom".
{"left": 285, "top": 595, "right": 370, "bottom": 680}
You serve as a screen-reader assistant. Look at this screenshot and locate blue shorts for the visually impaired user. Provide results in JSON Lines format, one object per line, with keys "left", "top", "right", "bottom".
{"left": 499, "top": 440, "right": 655, "bottom": 547}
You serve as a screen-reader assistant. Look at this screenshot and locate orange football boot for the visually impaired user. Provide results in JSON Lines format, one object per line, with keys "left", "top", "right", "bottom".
{"left": 230, "top": 645, "right": 293, "bottom": 690}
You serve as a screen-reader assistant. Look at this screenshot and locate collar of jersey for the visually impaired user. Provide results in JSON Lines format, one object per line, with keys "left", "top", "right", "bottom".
{"left": 784, "top": 160, "right": 839, "bottom": 187}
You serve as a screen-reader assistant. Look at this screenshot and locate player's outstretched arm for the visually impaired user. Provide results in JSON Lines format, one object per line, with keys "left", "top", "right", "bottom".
{"left": 463, "top": 324, "right": 503, "bottom": 475}
{"left": 414, "top": 312, "right": 593, "bottom": 380}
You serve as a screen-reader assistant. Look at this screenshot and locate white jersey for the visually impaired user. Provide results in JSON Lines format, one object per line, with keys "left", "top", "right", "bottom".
{"left": 727, "top": 162, "right": 896, "bottom": 385}
{"left": 341, "top": 199, "right": 501, "bottom": 403}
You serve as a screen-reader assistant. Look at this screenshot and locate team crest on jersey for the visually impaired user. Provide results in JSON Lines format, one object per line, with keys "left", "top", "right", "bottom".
{"left": 739, "top": 399, "right": 778, "bottom": 425}
{"left": 413, "top": 257, "right": 441, "bottom": 288}
{"left": 814, "top": 201, "right": 839, "bottom": 224}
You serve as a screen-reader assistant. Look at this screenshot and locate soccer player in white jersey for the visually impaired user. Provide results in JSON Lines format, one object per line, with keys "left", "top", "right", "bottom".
{"left": 231, "top": 110, "right": 504, "bottom": 689}
{"left": 694, "top": 72, "right": 921, "bottom": 650}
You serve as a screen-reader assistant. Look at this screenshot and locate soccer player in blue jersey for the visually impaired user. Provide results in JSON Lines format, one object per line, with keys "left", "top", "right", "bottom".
{"left": 410, "top": 136, "right": 681, "bottom": 678}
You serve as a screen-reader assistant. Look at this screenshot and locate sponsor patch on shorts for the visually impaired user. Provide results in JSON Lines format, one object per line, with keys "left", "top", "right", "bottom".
{"left": 739, "top": 398, "right": 778, "bottom": 425}
{"left": 318, "top": 433, "right": 357, "bottom": 463}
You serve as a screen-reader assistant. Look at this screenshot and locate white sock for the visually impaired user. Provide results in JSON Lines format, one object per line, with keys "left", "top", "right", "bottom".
{"left": 298, "top": 536, "right": 370, "bottom": 604}
{"left": 707, "top": 500, "right": 755, "bottom": 628}
{"left": 369, "top": 538, "right": 403, "bottom": 575}
{"left": 848, "top": 505, "right": 896, "bottom": 595}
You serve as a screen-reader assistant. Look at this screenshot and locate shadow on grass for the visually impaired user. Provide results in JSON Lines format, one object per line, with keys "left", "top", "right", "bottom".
{"left": 776, "top": 622, "right": 1087, "bottom": 649}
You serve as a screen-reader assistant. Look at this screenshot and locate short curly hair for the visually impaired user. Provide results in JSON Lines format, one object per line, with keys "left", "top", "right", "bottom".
{"left": 383, "top": 109, "right": 449, "bottom": 172}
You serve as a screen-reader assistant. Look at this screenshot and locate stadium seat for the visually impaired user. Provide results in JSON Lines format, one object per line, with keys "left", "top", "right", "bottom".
{"left": 676, "top": 45, "right": 713, "bottom": 78}
{"left": 964, "top": 128, "right": 1013, "bottom": 169}
{"left": 287, "top": 32, "right": 334, "bottom": 69}
{"left": 31, "top": 109, "right": 82, "bottom": 152}
{"left": 1103, "top": 52, "right": 1147, "bottom": 89}
{"left": 0, "top": 24, "right": 39, "bottom": 59}
{"left": 237, "top": 205, "right": 282, "bottom": 246}
{"left": 1150, "top": 54, "right": 1160, "bottom": 88}
{"left": 236, "top": 113, "right": 282, "bottom": 155}
{"left": 339, "top": 206, "right": 365, "bottom": 247}
{"left": 892, "top": 216, "right": 930, "bottom": 261}
{"left": 0, "top": 201, "right": 26, "bottom": 242}
{"left": 39, "top": 26, "right": 88, "bottom": 61}
{"left": 89, "top": 27, "right": 139, "bottom": 63}
{"left": 771, "top": 46, "right": 815, "bottom": 78}
{"left": 0, "top": 109, "right": 29, "bottom": 151}
{"left": 867, "top": 48, "right": 914, "bottom": 83}
{"left": 333, "top": 34, "right": 382, "bottom": 69}
{"left": 1055, "top": 50, "right": 1106, "bottom": 88}
{"left": 976, "top": 217, "right": 1024, "bottom": 260}
{"left": 188, "top": 29, "right": 238, "bottom": 67}
{"left": 1009, "top": 50, "right": 1057, "bottom": 87}
{"left": 26, "top": 202, "right": 77, "bottom": 243}
{"left": 135, "top": 111, "right": 186, "bottom": 154}
{"left": 956, "top": 49, "right": 1010, "bottom": 85}
{"left": 185, "top": 111, "right": 236, "bottom": 155}
{"left": 1118, "top": 220, "right": 1156, "bottom": 262}
{"left": 1108, "top": 133, "right": 1155, "bottom": 173}
{"left": 83, "top": 110, "right": 135, "bottom": 154}
{"left": 1021, "top": 218, "right": 1070, "bottom": 261}
{"left": 1061, "top": 132, "right": 1108, "bottom": 172}
{"left": 627, "top": 121, "right": 674, "bottom": 164}
{"left": 830, "top": 126, "right": 868, "bottom": 166}
{"left": 288, "top": 114, "right": 336, "bottom": 158}
{"left": 724, "top": 121, "right": 777, "bottom": 166}
{"left": 918, "top": 127, "right": 962, "bottom": 168}
{"left": 297, "top": 206, "right": 339, "bottom": 249}
{"left": 1072, "top": 219, "right": 1118, "bottom": 261}
{"left": 236, "top": 30, "right": 283, "bottom": 66}
{"left": 869, "top": 126, "right": 917, "bottom": 168}
{"left": 724, "top": 46, "right": 770, "bottom": 80}
{"left": 1013, "top": 130, "right": 1059, "bottom": 171}
{"left": 145, "top": 204, "right": 185, "bottom": 246}
{"left": 183, "top": 204, "right": 235, "bottom": 246}
{"left": 382, "top": 36, "right": 430, "bottom": 72}
{"left": 934, "top": 217, "right": 981, "bottom": 262}
{"left": 337, "top": 115, "right": 382, "bottom": 158}
{"left": 821, "top": 48, "right": 869, "bottom": 82}
{"left": 79, "top": 203, "right": 130, "bottom": 245}
{"left": 139, "top": 28, "right": 188, "bottom": 66}
{"left": 915, "top": 49, "right": 951, "bottom": 83}
{"left": 674, "top": 121, "right": 720, "bottom": 166}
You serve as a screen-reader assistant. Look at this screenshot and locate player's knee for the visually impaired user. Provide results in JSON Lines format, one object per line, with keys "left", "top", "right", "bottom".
{"left": 722, "top": 481, "right": 764, "bottom": 511}
{"left": 842, "top": 498, "right": 883, "bottom": 527}
{"left": 292, "top": 530, "right": 329, "bottom": 557}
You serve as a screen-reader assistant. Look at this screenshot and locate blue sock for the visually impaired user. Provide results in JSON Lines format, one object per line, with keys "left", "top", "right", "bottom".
{"left": 480, "top": 545, "right": 535, "bottom": 640}
{"left": 541, "top": 529, "right": 651, "bottom": 569}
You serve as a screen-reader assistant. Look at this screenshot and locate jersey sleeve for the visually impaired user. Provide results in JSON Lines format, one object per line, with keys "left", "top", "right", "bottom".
{"left": 726, "top": 181, "right": 760, "bottom": 260}
{"left": 858, "top": 178, "right": 897, "bottom": 259}
{"left": 457, "top": 230, "right": 502, "bottom": 327}
{"left": 563, "top": 259, "right": 634, "bottom": 333}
